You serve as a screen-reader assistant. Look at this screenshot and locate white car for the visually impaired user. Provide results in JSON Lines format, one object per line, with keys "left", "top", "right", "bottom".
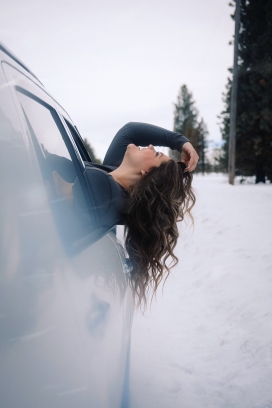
{"left": 0, "top": 42, "right": 133, "bottom": 408}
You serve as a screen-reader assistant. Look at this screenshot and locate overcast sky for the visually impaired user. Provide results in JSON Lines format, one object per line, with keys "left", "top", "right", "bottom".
{"left": 1, "top": 0, "right": 234, "bottom": 160}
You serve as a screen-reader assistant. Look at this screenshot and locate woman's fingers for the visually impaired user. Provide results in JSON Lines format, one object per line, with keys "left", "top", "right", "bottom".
{"left": 181, "top": 142, "right": 199, "bottom": 172}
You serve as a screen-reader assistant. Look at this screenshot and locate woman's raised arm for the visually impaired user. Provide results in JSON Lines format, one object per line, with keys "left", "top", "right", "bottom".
{"left": 103, "top": 122, "right": 189, "bottom": 167}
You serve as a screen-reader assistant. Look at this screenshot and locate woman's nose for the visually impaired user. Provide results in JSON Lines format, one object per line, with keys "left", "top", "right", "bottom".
{"left": 148, "top": 144, "right": 154, "bottom": 150}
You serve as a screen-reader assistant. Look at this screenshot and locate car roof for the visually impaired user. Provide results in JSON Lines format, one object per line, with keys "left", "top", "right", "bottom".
{"left": 0, "top": 41, "right": 43, "bottom": 85}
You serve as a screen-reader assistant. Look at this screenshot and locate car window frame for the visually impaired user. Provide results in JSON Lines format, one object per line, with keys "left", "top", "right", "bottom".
{"left": 15, "top": 86, "right": 91, "bottom": 202}
{"left": 62, "top": 117, "right": 93, "bottom": 163}
{"left": 16, "top": 85, "right": 94, "bottom": 218}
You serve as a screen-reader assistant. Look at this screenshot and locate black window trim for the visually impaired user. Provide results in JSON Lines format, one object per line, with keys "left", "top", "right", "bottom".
{"left": 56, "top": 112, "right": 86, "bottom": 170}
{"left": 61, "top": 116, "right": 93, "bottom": 163}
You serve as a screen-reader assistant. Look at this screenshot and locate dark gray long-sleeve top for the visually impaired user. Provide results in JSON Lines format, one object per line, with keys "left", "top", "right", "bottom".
{"left": 82, "top": 122, "right": 189, "bottom": 229}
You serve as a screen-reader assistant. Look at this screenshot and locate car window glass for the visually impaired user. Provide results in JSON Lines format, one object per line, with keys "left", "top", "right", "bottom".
{"left": 16, "top": 90, "right": 92, "bottom": 254}
{"left": 17, "top": 92, "right": 71, "bottom": 160}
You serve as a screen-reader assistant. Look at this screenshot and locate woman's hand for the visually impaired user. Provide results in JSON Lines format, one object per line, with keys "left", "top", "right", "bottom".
{"left": 52, "top": 171, "right": 74, "bottom": 203}
{"left": 181, "top": 142, "right": 199, "bottom": 172}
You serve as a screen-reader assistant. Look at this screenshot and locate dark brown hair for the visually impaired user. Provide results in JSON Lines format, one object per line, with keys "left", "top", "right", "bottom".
{"left": 124, "top": 160, "right": 196, "bottom": 308}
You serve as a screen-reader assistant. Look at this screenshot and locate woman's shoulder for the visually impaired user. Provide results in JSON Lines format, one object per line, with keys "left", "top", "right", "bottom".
{"left": 84, "top": 164, "right": 128, "bottom": 219}
{"left": 84, "top": 164, "right": 115, "bottom": 195}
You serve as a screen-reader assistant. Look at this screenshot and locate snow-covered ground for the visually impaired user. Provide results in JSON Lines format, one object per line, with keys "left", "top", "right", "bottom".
{"left": 130, "top": 174, "right": 272, "bottom": 408}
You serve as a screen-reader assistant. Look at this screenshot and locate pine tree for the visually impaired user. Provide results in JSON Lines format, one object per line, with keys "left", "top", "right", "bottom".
{"left": 173, "top": 85, "right": 198, "bottom": 136}
{"left": 83, "top": 138, "right": 102, "bottom": 164}
{"left": 219, "top": 0, "right": 272, "bottom": 182}
{"left": 236, "top": 0, "right": 272, "bottom": 182}
{"left": 170, "top": 85, "right": 208, "bottom": 172}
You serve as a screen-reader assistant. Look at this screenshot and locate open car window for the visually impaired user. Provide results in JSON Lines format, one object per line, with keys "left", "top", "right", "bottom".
{"left": 16, "top": 89, "right": 93, "bottom": 254}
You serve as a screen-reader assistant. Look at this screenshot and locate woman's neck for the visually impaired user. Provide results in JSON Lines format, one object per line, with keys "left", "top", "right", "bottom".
{"left": 110, "top": 167, "right": 139, "bottom": 191}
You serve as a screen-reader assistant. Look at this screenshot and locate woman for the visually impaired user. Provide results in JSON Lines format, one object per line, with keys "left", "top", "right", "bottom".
{"left": 54, "top": 122, "right": 198, "bottom": 306}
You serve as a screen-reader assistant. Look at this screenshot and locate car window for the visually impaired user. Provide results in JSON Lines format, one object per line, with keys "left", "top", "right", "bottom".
{"left": 17, "top": 91, "right": 73, "bottom": 159}
{"left": 16, "top": 89, "right": 92, "bottom": 254}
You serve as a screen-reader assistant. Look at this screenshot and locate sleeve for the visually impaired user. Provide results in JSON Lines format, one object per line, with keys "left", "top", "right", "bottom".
{"left": 103, "top": 122, "right": 189, "bottom": 167}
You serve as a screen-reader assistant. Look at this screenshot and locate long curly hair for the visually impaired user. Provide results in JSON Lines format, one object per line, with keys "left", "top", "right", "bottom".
{"left": 124, "top": 160, "right": 195, "bottom": 308}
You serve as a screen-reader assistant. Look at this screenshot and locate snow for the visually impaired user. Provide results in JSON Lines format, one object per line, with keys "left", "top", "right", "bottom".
{"left": 130, "top": 174, "right": 272, "bottom": 408}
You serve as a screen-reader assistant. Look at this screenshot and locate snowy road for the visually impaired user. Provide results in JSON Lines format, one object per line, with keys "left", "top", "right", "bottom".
{"left": 130, "top": 174, "right": 272, "bottom": 408}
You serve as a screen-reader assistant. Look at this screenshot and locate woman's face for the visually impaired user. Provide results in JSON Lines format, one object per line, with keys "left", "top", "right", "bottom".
{"left": 124, "top": 144, "right": 170, "bottom": 173}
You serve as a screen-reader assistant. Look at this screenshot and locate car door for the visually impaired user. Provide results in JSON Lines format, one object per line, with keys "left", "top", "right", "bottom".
{"left": 0, "top": 52, "right": 133, "bottom": 408}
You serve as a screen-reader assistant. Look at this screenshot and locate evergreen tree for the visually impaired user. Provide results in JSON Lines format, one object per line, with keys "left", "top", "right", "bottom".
{"left": 170, "top": 85, "right": 209, "bottom": 173}
{"left": 83, "top": 138, "right": 102, "bottom": 164}
{"left": 219, "top": 0, "right": 272, "bottom": 182}
{"left": 173, "top": 85, "right": 198, "bottom": 137}
{"left": 237, "top": 0, "right": 272, "bottom": 182}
